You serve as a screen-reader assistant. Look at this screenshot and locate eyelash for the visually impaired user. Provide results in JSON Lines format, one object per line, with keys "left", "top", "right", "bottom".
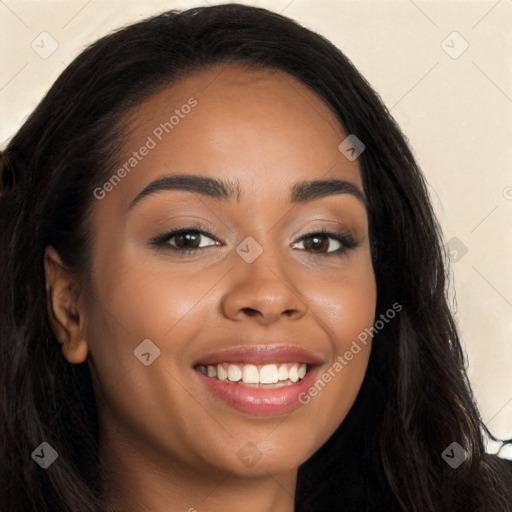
{"left": 150, "top": 225, "right": 360, "bottom": 257}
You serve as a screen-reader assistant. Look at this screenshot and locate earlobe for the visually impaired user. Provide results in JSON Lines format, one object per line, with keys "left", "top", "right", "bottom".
{"left": 61, "top": 336, "right": 89, "bottom": 364}
{"left": 44, "top": 246, "right": 89, "bottom": 364}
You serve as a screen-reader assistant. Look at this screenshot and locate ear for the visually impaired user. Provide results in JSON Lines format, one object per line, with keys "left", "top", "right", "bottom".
{"left": 44, "top": 246, "right": 89, "bottom": 364}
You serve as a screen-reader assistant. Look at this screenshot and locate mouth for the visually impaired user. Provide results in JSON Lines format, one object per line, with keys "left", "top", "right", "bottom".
{"left": 196, "top": 362, "right": 310, "bottom": 388}
{"left": 193, "top": 345, "right": 323, "bottom": 416}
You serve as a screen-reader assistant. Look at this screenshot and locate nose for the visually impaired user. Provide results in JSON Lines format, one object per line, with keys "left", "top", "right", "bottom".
{"left": 221, "top": 252, "right": 307, "bottom": 326}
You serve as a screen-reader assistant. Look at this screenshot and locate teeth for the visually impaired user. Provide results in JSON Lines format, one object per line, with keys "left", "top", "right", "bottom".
{"left": 259, "top": 364, "right": 278, "bottom": 384}
{"left": 228, "top": 364, "right": 242, "bottom": 382}
{"left": 198, "top": 362, "right": 308, "bottom": 385}
{"left": 217, "top": 364, "right": 227, "bottom": 381}
{"left": 277, "top": 364, "right": 288, "bottom": 381}
{"left": 242, "top": 364, "right": 259, "bottom": 384}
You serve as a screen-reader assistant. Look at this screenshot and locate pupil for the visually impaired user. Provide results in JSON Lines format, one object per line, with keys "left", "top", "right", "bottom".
{"left": 307, "top": 235, "right": 327, "bottom": 252}
{"left": 178, "top": 232, "right": 199, "bottom": 248}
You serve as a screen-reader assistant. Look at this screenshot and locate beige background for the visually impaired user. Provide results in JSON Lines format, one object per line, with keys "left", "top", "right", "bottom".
{"left": 1, "top": 0, "right": 511, "bottom": 455}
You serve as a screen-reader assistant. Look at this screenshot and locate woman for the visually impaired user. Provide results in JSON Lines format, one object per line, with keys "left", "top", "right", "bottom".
{"left": 1, "top": 4, "right": 510, "bottom": 511}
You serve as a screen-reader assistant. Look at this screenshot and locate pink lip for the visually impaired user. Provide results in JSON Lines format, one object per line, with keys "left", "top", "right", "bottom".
{"left": 195, "top": 366, "right": 320, "bottom": 416}
{"left": 193, "top": 345, "right": 325, "bottom": 416}
{"left": 194, "top": 345, "right": 324, "bottom": 366}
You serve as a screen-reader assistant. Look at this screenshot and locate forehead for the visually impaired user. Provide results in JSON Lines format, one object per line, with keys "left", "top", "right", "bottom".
{"left": 112, "top": 63, "right": 362, "bottom": 205}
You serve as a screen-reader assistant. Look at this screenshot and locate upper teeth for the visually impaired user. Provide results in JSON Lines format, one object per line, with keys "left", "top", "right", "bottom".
{"left": 197, "top": 362, "right": 307, "bottom": 384}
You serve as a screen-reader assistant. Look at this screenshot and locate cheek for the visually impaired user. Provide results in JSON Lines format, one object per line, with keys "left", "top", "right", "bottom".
{"left": 298, "top": 255, "right": 376, "bottom": 425}
{"left": 307, "top": 252, "right": 377, "bottom": 345}
{"left": 87, "top": 237, "right": 214, "bottom": 343}
{"left": 83, "top": 240, "right": 226, "bottom": 403}
{"left": 83, "top": 249, "right": 215, "bottom": 459}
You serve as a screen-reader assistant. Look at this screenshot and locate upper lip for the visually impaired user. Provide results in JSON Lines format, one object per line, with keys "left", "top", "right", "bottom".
{"left": 193, "top": 344, "right": 325, "bottom": 367}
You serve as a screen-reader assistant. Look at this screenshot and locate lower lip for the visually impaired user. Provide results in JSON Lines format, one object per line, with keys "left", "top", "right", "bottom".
{"left": 195, "top": 367, "right": 319, "bottom": 416}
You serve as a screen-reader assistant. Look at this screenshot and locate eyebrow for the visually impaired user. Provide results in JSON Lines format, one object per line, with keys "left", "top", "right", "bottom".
{"left": 128, "top": 174, "right": 366, "bottom": 210}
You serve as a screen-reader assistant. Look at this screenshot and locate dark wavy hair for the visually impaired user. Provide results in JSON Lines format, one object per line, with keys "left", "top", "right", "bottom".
{"left": 1, "top": 4, "right": 511, "bottom": 511}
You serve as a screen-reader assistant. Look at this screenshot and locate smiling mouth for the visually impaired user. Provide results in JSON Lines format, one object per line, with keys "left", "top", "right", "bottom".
{"left": 195, "top": 362, "right": 310, "bottom": 388}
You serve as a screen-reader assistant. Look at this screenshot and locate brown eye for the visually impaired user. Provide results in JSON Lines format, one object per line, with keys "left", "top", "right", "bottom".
{"left": 291, "top": 229, "right": 359, "bottom": 257}
{"left": 167, "top": 230, "right": 217, "bottom": 251}
{"left": 294, "top": 233, "right": 342, "bottom": 254}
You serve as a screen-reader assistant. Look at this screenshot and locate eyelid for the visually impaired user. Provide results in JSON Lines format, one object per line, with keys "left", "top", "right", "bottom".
{"left": 149, "top": 224, "right": 220, "bottom": 249}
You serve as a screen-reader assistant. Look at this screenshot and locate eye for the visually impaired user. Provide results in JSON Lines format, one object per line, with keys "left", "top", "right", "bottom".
{"left": 151, "top": 227, "right": 219, "bottom": 254}
{"left": 150, "top": 226, "right": 360, "bottom": 257}
{"left": 291, "top": 229, "right": 359, "bottom": 256}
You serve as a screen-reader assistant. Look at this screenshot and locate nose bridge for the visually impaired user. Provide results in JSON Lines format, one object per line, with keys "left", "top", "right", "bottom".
{"left": 222, "top": 232, "right": 306, "bottom": 323}
{"left": 236, "top": 229, "right": 291, "bottom": 286}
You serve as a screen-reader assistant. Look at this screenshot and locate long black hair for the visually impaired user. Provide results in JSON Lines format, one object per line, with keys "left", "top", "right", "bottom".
{"left": 1, "top": 4, "right": 511, "bottom": 511}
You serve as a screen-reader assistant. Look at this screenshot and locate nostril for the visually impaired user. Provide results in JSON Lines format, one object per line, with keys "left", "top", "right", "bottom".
{"left": 242, "top": 307, "right": 258, "bottom": 317}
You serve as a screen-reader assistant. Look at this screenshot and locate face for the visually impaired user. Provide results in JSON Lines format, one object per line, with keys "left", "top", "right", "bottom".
{"left": 77, "top": 64, "right": 376, "bottom": 479}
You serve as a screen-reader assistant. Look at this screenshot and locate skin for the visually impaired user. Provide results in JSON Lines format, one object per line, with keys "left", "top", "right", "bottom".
{"left": 45, "top": 64, "right": 377, "bottom": 512}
